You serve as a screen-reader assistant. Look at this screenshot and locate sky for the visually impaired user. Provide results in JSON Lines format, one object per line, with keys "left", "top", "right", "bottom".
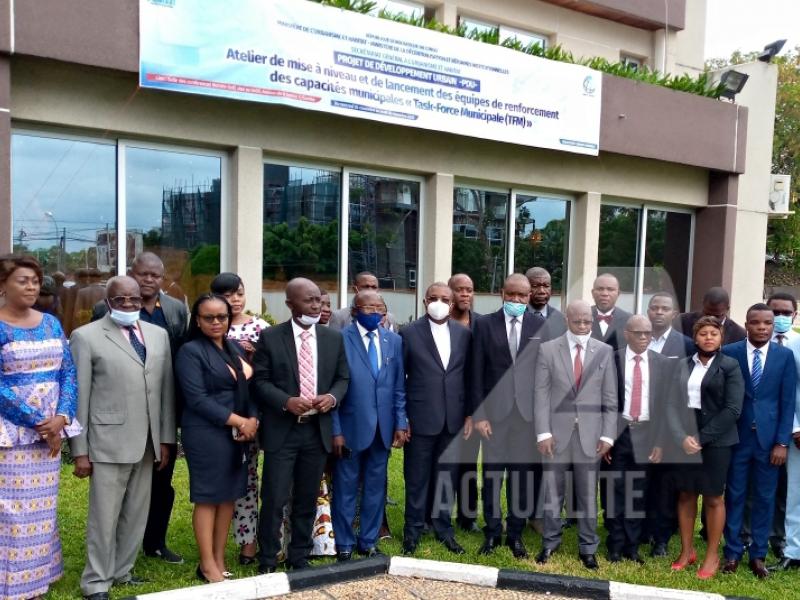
{"left": 705, "top": 0, "right": 800, "bottom": 60}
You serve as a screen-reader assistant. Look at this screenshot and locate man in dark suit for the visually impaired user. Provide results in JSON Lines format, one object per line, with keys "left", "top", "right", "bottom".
{"left": 91, "top": 252, "right": 188, "bottom": 564}
{"left": 447, "top": 273, "right": 481, "bottom": 532}
{"left": 328, "top": 271, "right": 399, "bottom": 332}
{"left": 535, "top": 299, "right": 618, "bottom": 569}
{"left": 721, "top": 303, "right": 797, "bottom": 579}
{"left": 605, "top": 315, "right": 678, "bottom": 564}
{"left": 401, "top": 283, "right": 471, "bottom": 555}
{"left": 472, "top": 273, "right": 539, "bottom": 559}
{"left": 252, "top": 278, "right": 350, "bottom": 572}
{"left": 675, "top": 287, "right": 746, "bottom": 346}
{"left": 647, "top": 292, "right": 694, "bottom": 359}
{"left": 525, "top": 267, "right": 567, "bottom": 340}
{"left": 590, "top": 273, "right": 631, "bottom": 351}
{"left": 331, "top": 290, "right": 407, "bottom": 560}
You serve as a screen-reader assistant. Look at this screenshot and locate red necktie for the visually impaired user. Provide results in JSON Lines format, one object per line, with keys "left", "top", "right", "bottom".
{"left": 574, "top": 343, "right": 583, "bottom": 388}
{"left": 597, "top": 314, "right": 613, "bottom": 323}
{"left": 630, "top": 355, "right": 642, "bottom": 421}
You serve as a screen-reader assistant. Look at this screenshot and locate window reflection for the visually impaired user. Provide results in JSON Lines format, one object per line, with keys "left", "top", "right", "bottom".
{"left": 644, "top": 210, "right": 691, "bottom": 311}
{"left": 598, "top": 204, "right": 642, "bottom": 312}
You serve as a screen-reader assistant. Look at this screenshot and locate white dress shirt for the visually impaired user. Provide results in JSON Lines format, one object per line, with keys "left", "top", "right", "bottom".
{"left": 596, "top": 308, "right": 615, "bottom": 336}
{"left": 530, "top": 305, "right": 548, "bottom": 319}
{"left": 687, "top": 353, "right": 715, "bottom": 409}
{"left": 355, "top": 321, "right": 382, "bottom": 369}
{"left": 429, "top": 319, "right": 451, "bottom": 370}
{"left": 746, "top": 339, "right": 770, "bottom": 376}
{"left": 623, "top": 347, "right": 650, "bottom": 421}
{"left": 648, "top": 327, "right": 673, "bottom": 353}
{"left": 773, "top": 329, "right": 799, "bottom": 345}
{"left": 505, "top": 311, "right": 521, "bottom": 353}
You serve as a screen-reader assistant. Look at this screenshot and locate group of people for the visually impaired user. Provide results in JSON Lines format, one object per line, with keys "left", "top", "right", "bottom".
{"left": 2, "top": 250, "right": 800, "bottom": 600}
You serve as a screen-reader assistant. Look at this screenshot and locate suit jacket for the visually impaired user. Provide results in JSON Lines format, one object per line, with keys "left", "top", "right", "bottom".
{"left": 722, "top": 340, "right": 797, "bottom": 451}
{"left": 68, "top": 315, "right": 176, "bottom": 463}
{"left": 471, "top": 308, "right": 541, "bottom": 423}
{"left": 251, "top": 320, "right": 349, "bottom": 453}
{"left": 529, "top": 304, "right": 568, "bottom": 341}
{"left": 328, "top": 306, "right": 399, "bottom": 332}
{"left": 400, "top": 317, "right": 471, "bottom": 437}
{"left": 676, "top": 312, "right": 746, "bottom": 346}
{"left": 590, "top": 306, "right": 631, "bottom": 351}
{"left": 658, "top": 328, "right": 695, "bottom": 359}
{"left": 332, "top": 324, "right": 407, "bottom": 451}
{"left": 534, "top": 335, "right": 618, "bottom": 458}
{"left": 667, "top": 352, "right": 744, "bottom": 452}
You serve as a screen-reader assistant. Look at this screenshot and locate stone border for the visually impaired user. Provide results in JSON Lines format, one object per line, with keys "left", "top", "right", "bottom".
{"left": 121, "top": 556, "right": 753, "bottom": 600}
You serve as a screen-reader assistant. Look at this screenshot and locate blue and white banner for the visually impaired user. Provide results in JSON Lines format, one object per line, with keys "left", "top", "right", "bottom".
{"left": 140, "top": 0, "right": 602, "bottom": 155}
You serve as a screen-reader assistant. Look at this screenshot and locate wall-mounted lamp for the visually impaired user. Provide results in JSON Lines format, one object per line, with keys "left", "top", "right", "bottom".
{"left": 758, "top": 39, "right": 786, "bottom": 63}
{"left": 719, "top": 69, "right": 749, "bottom": 100}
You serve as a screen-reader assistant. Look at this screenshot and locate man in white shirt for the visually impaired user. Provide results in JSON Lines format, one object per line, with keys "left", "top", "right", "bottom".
{"left": 590, "top": 273, "right": 631, "bottom": 351}
{"left": 647, "top": 292, "right": 694, "bottom": 358}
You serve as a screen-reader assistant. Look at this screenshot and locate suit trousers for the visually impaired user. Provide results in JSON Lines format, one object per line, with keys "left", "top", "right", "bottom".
{"left": 142, "top": 443, "right": 177, "bottom": 553}
{"left": 783, "top": 444, "right": 800, "bottom": 558}
{"left": 541, "top": 429, "right": 601, "bottom": 554}
{"left": 403, "top": 429, "right": 459, "bottom": 542}
{"left": 740, "top": 463, "right": 787, "bottom": 551}
{"left": 258, "top": 420, "right": 327, "bottom": 568}
{"left": 455, "top": 431, "right": 480, "bottom": 527}
{"left": 332, "top": 430, "right": 390, "bottom": 551}
{"left": 723, "top": 432, "right": 780, "bottom": 561}
{"left": 481, "top": 409, "right": 538, "bottom": 541}
{"left": 80, "top": 445, "right": 154, "bottom": 595}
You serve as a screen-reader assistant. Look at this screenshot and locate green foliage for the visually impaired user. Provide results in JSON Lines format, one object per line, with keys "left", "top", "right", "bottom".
{"left": 263, "top": 217, "right": 339, "bottom": 280}
{"left": 188, "top": 244, "right": 220, "bottom": 275}
{"left": 514, "top": 219, "right": 567, "bottom": 291}
{"left": 313, "top": 0, "right": 376, "bottom": 13}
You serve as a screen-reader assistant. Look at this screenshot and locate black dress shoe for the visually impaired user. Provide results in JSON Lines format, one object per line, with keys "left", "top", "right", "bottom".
{"left": 506, "top": 538, "right": 529, "bottom": 559}
{"left": 624, "top": 551, "right": 645, "bottom": 565}
{"left": 749, "top": 558, "right": 770, "bottom": 579}
{"left": 239, "top": 553, "right": 257, "bottom": 566}
{"left": 358, "top": 546, "right": 384, "bottom": 558}
{"left": 607, "top": 551, "right": 622, "bottom": 563}
{"left": 196, "top": 565, "right": 209, "bottom": 583}
{"left": 772, "top": 546, "right": 786, "bottom": 560}
{"left": 650, "top": 543, "right": 668, "bottom": 558}
{"left": 258, "top": 565, "right": 277, "bottom": 574}
{"left": 579, "top": 553, "right": 599, "bottom": 569}
{"left": 336, "top": 550, "right": 352, "bottom": 562}
{"left": 478, "top": 536, "right": 501, "bottom": 555}
{"left": 116, "top": 574, "right": 148, "bottom": 585}
{"left": 83, "top": 594, "right": 109, "bottom": 600}
{"left": 536, "top": 547, "right": 554, "bottom": 564}
{"left": 402, "top": 538, "right": 418, "bottom": 555}
{"left": 439, "top": 536, "right": 465, "bottom": 554}
{"left": 770, "top": 557, "right": 800, "bottom": 571}
{"left": 721, "top": 558, "right": 739, "bottom": 574}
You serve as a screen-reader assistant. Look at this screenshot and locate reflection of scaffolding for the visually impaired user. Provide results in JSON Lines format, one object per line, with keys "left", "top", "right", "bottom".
{"left": 264, "top": 166, "right": 339, "bottom": 226}
{"left": 161, "top": 178, "right": 221, "bottom": 248}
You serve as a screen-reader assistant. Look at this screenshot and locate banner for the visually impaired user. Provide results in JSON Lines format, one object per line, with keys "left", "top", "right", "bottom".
{"left": 139, "top": 0, "right": 602, "bottom": 155}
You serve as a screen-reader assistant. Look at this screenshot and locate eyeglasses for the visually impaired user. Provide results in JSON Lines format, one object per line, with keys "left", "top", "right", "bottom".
{"left": 199, "top": 314, "right": 229, "bottom": 324}
{"left": 109, "top": 295, "right": 143, "bottom": 306}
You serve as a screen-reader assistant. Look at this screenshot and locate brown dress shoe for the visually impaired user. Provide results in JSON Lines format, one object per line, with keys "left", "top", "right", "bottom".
{"left": 721, "top": 558, "right": 739, "bottom": 574}
{"left": 749, "top": 558, "right": 769, "bottom": 579}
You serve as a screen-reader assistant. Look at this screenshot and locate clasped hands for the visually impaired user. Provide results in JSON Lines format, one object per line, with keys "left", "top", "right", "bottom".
{"left": 285, "top": 394, "right": 335, "bottom": 415}
{"left": 35, "top": 415, "right": 68, "bottom": 458}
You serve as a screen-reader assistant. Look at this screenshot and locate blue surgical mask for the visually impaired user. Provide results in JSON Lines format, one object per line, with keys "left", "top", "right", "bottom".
{"left": 109, "top": 308, "right": 140, "bottom": 327}
{"left": 503, "top": 301, "right": 527, "bottom": 318}
{"left": 774, "top": 315, "right": 793, "bottom": 334}
{"left": 355, "top": 311, "right": 382, "bottom": 331}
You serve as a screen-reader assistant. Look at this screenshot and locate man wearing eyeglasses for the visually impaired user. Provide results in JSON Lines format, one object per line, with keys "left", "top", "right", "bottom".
{"left": 92, "top": 252, "right": 188, "bottom": 565}
{"left": 70, "top": 276, "right": 176, "bottom": 600}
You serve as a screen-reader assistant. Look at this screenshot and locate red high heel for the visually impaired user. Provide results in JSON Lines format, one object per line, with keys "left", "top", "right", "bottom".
{"left": 697, "top": 557, "right": 719, "bottom": 580}
{"left": 671, "top": 550, "right": 697, "bottom": 571}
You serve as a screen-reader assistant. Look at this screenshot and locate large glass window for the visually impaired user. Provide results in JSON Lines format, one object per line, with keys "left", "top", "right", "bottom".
{"left": 643, "top": 210, "right": 692, "bottom": 312}
{"left": 11, "top": 133, "right": 117, "bottom": 333}
{"left": 125, "top": 146, "right": 221, "bottom": 306}
{"left": 348, "top": 174, "right": 419, "bottom": 326}
{"left": 598, "top": 204, "right": 642, "bottom": 312}
{"left": 263, "top": 163, "right": 341, "bottom": 323}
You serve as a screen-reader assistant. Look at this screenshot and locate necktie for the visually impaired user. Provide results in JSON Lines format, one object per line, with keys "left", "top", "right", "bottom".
{"left": 126, "top": 326, "right": 146, "bottom": 362}
{"left": 299, "top": 330, "right": 315, "bottom": 400}
{"left": 597, "top": 314, "right": 613, "bottom": 323}
{"left": 508, "top": 317, "right": 519, "bottom": 362}
{"left": 751, "top": 348, "right": 762, "bottom": 389}
{"left": 777, "top": 334, "right": 785, "bottom": 346}
{"left": 531, "top": 311, "right": 545, "bottom": 335}
{"left": 574, "top": 343, "right": 583, "bottom": 388}
{"left": 367, "top": 331, "right": 379, "bottom": 378}
{"left": 630, "top": 355, "right": 642, "bottom": 421}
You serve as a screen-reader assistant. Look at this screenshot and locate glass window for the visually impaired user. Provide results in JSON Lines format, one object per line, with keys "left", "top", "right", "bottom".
{"left": 598, "top": 204, "right": 642, "bottom": 313}
{"left": 11, "top": 133, "right": 117, "bottom": 334}
{"left": 373, "top": 0, "right": 425, "bottom": 18}
{"left": 459, "top": 16, "right": 497, "bottom": 37}
{"left": 263, "top": 164, "right": 341, "bottom": 323}
{"left": 621, "top": 55, "right": 643, "bottom": 71}
{"left": 513, "top": 194, "right": 570, "bottom": 309}
{"left": 643, "top": 210, "right": 692, "bottom": 311}
{"left": 125, "top": 146, "right": 222, "bottom": 306}
{"left": 500, "top": 25, "right": 548, "bottom": 49}
{"left": 348, "top": 173, "right": 419, "bottom": 326}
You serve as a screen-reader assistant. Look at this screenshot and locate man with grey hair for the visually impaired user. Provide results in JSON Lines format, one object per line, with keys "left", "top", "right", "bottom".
{"left": 525, "top": 266, "right": 567, "bottom": 340}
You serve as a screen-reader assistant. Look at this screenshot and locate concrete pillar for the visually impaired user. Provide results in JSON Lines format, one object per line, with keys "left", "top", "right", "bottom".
{"left": 229, "top": 146, "right": 264, "bottom": 313}
{"left": 422, "top": 173, "right": 454, "bottom": 299}
{"left": 567, "top": 191, "right": 601, "bottom": 303}
{"left": 0, "top": 56, "right": 10, "bottom": 254}
{"left": 434, "top": 2, "right": 458, "bottom": 28}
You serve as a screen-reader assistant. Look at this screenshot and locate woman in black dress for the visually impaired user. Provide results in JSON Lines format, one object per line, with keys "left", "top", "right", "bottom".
{"left": 667, "top": 315, "right": 744, "bottom": 579}
{"left": 175, "top": 294, "right": 258, "bottom": 583}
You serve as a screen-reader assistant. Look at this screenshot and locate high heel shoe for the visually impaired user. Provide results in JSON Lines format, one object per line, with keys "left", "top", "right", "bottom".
{"left": 697, "top": 558, "right": 719, "bottom": 580}
{"left": 196, "top": 565, "right": 209, "bottom": 583}
{"left": 671, "top": 550, "right": 698, "bottom": 571}
{"left": 239, "top": 553, "right": 257, "bottom": 565}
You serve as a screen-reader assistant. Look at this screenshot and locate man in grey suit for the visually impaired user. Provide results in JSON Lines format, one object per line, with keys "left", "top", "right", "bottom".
{"left": 70, "top": 276, "right": 176, "bottom": 600}
{"left": 328, "top": 271, "right": 399, "bottom": 331}
{"left": 535, "top": 300, "right": 618, "bottom": 569}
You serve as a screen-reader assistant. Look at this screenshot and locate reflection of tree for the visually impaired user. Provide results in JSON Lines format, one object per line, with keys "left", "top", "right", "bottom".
{"left": 451, "top": 189, "right": 506, "bottom": 293}
{"left": 143, "top": 228, "right": 162, "bottom": 247}
{"left": 598, "top": 206, "right": 639, "bottom": 289}
{"left": 263, "top": 217, "right": 339, "bottom": 281}
{"left": 514, "top": 219, "right": 567, "bottom": 291}
{"left": 189, "top": 244, "right": 220, "bottom": 275}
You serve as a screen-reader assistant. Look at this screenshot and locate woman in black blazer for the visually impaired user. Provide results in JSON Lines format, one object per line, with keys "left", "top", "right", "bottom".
{"left": 667, "top": 316, "right": 744, "bottom": 580}
{"left": 175, "top": 294, "right": 258, "bottom": 583}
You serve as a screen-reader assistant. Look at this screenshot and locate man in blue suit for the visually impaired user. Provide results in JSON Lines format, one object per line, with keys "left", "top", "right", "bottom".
{"left": 331, "top": 290, "right": 408, "bottom": 561}
{"left": 721, "top": 303, "right": 797, "bottom": 579}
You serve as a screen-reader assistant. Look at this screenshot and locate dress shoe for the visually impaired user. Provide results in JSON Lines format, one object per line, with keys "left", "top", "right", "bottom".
{"left": 83, "top": 594, "right": 109, "bottom": 600}
{"left": 536, "top": 547, "right": 554, "bottom": 564}
{"left": 770, "top": 557, "right": 800, "bottom": 571}
{"left": 624, "top": 551, "right": 645, "bottom": 565}
{"left": 607, "top": 551, "right": 622, "bottom": 563}
{"left": 650, "top": 543, "right": 668, "bottom": 557}
{"left": 258, "top": 565, "right": 277, "bottom": 574}
{"left": 196, "top": 565, "right": 209, "bottom": 583}
{"left": 478, "top": 536, "right": 502, "bottom": 555}
{"left": 402, "top": 538, "right": 418, "bottom": 555}
{"left": 358, "top": 546, "right": 383, "bottom": 558}
{"left": 144, "top": 545, "right": 184, "bottom": 564}
{"left": 379, "top": 524, "right": 392, "bottom": 540}
{"left": 458, "top": 521, "right": 481, "bottom": 533}
{"left": 721, "top": 558, "right": 739, "bottom": 574}
{"left": 671, "top": 550, "right": 698, "bottom": 571}
{"left": 336, "top": 550, "right": 352, "bottom": 562}
{"left": 439, "top": 536, "right": 465, "bottom": 555}
{"left": 288, "top": 559, "right": 310, "bottom": 570}
{"left": 749, "top": 558, "right": 769, "bottom": 579}
{"left": 506, "top": 538, "right": 529, "bottom": 559}
{"left": 116, "top": 574, "right": 148, "bottom": 585}
{"left": 579, "top": 553, "right": 599, "bottom": 569}
{"left": 772, "top": 545, "right": 786, "bottom": 560}
{"left": 239, "top": 553, "right": 257, "bottom": 566}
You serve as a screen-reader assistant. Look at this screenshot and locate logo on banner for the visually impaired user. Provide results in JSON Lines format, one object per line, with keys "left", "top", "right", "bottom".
{"left": 582, "top": 75, "right": 597, "bottom": 96}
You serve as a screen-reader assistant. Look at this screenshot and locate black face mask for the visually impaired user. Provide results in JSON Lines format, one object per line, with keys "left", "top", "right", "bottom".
{"left": 696, "top": 346, "right": 718, "bottom": 359}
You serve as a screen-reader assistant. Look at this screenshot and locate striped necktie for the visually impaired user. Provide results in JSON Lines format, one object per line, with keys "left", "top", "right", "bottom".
{"left": 751, "top": 348, "right": 762, "bottom": 389}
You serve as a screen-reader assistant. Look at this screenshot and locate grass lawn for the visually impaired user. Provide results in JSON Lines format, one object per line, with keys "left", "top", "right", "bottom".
{"left": 47, "top": 450, "right": 787, "bottom": 599}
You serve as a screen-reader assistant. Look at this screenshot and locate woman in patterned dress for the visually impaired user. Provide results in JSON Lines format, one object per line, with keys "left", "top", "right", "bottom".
{"left": 0, "top": 255, "right": 80, "bottom": 600}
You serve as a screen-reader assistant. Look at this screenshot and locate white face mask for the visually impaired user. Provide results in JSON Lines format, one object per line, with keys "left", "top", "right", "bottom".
{"left": 109, "top": 308, "right": 140, "bottom": 327}
{"left": 297, "top": 313, "right": 321, "bottom": 326}
{"left": 426, "top": 300, "right": 450, "bottom": 321}
{"left": 571, "top": 332, "right": 591, "bottom": 346}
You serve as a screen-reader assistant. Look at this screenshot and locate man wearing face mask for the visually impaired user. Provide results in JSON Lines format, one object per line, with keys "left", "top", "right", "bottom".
{"left": 252, "top": 278, "right": 350, "bottom": 573}
{"left": 471, "top": 274, "right": 541, "bottom": 559}
{"left": 69, "top": 277, "right": 175, "bottom": 600}
{"left": 330, "top": 290, "right": 407, "bottom": 561}
{"left": 399, "top": 283, "right": 471, "bottom": 555}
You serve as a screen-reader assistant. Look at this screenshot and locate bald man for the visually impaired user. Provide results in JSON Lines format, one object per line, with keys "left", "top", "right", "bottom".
{"left": 590, "top": 274, "right": 631, "bottom": 352}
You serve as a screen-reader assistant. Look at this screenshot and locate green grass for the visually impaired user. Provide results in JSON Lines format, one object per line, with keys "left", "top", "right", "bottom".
{"left": 47, "top": 451, "right": 787, "bottom": 599}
